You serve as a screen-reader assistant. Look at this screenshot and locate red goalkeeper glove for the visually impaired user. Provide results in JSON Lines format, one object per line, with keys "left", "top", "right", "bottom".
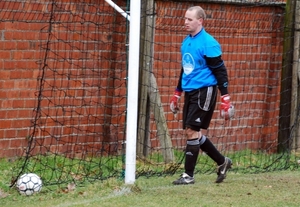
{"left": 170, "top": 89, "right": 182, "bottom": 114}
{"left": 220, "top": 94, "right": 234, "bottom": 120}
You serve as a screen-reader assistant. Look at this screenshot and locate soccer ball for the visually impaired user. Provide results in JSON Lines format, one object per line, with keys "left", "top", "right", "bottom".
{"left": 16, "top": 173, "right": 42, "bottom": 196}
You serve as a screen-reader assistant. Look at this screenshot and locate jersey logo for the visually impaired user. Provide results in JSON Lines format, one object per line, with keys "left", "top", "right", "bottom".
{"left": 182, "top": 53, "right": 195, "bottom": 75}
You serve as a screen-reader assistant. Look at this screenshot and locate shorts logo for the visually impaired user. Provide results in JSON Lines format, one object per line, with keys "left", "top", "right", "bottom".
{"left": 186, "top": 152, "right": 193, "bottom": 156}
{"left": 195, "top": 118, "right": 201, "bottom": 123}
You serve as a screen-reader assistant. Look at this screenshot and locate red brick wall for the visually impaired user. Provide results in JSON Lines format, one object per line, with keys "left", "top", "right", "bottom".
{"left": 0, "top": 21, "right": 43, "bottom": 157}
{"left": 0, "top": 1, "right": 285, "bottom": 157}
{"left": 0, "top": 0, "right": 129, "bottom": 158}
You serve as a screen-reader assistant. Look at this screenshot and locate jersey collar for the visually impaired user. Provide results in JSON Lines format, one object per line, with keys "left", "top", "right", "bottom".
{"left": 190, "top": 27, "right": 204, "bottom": 38}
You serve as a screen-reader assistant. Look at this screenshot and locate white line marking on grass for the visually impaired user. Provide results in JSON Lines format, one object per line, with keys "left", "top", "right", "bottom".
{"left": 55, "top": 185, "right": 184, "bottom": 207}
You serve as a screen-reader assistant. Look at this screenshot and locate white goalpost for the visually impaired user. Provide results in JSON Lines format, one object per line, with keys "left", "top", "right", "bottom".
{"left": 104, "top": 0, "right": 130, "bottom": 21}
{"left": 104, "top": 0, "right": 141, "bottom": 184}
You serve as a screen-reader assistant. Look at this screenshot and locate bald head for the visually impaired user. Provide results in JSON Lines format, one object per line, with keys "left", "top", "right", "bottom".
{"left": 187, "top": 6, "right": 206, "bottom": 20}
{"left": 184, "top": 6, "right": 206, "bottom": 36}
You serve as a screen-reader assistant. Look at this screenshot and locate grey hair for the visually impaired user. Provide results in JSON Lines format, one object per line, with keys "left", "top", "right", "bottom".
{"left": 187, "top": 6, "right": 206, "bottom": 20}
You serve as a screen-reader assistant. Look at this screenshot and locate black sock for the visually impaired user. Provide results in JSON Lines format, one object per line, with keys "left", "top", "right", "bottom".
{"left": 199, "top": 136, "right": 225, "bottom": 166}
{"left": 184, "top": 138, "right": 200, "bottom": 177}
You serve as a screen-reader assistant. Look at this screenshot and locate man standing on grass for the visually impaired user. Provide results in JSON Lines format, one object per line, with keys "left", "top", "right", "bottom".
{"left": 170, "top": 6, "right": 234, "bottom": 184}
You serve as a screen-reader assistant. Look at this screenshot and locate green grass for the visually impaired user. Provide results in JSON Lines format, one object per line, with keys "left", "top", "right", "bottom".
{"left": 1, "top": 161, "right": 300, "bottom": 206}
{"left": 1, "top": 152, "right": 300, "bottom": 207}
{"left": 10, "top": 150, "right": 300, "bottom": 186}
{"left": 1, "top": 170, "right": 300, "bottom": 207}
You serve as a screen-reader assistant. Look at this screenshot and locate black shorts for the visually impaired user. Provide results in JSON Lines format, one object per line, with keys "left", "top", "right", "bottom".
{"left": 183, "top": 86, "right": 217, "bottom": 131}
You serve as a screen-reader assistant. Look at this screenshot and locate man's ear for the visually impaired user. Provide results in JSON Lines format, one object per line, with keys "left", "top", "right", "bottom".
{"left": 198, "top": 18, "right": 203, "bottom": 25}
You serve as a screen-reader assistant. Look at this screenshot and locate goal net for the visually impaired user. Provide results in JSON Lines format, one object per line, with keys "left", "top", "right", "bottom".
{"left": 0, "top": 0, "right": 298, "bottom": 187}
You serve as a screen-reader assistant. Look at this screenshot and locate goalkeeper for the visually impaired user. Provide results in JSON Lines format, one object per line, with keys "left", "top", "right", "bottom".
{"left": 170, "top": 5, "right": 234, "bottom": 184}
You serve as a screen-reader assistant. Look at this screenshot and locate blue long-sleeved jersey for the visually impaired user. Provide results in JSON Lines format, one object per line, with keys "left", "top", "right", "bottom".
{"left": 177, "top": 28, "right": 228, "bottom": 95}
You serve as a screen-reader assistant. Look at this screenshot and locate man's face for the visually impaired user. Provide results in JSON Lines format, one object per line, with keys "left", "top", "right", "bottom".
{"left": 184, "top": 9, "right": 202, "bottom": 36}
